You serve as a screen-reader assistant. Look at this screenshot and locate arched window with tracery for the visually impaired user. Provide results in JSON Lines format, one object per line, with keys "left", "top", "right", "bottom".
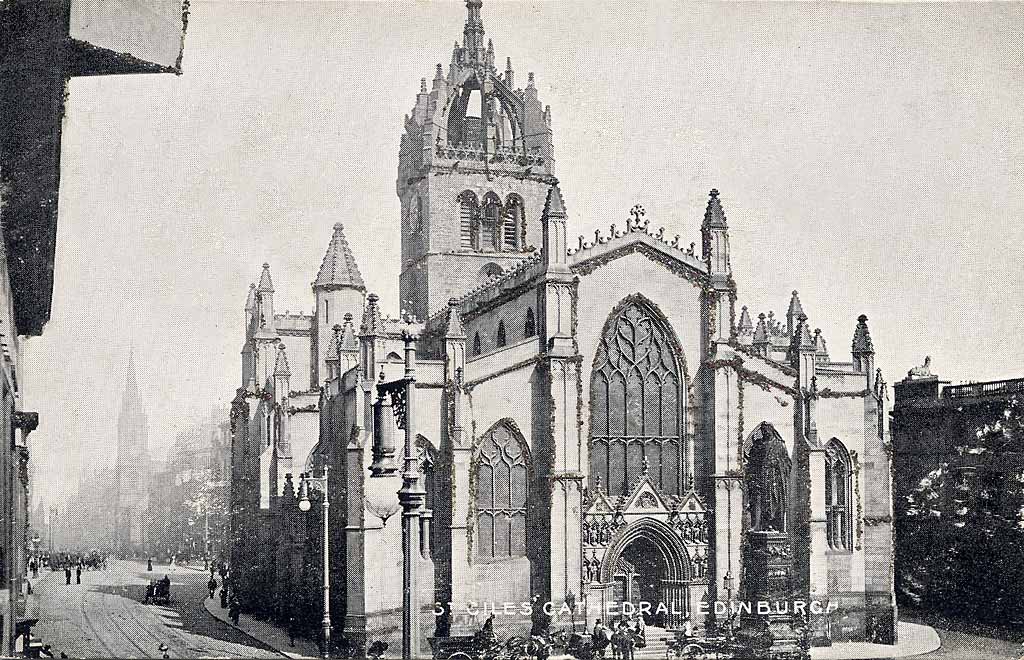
{"left": 481, "top": 192, "right": 501, "bottom": 252}
{"left": 458, "top": 191, "right": 479, "bottom": 249}
{"left": 503, "top": 194, "right": 524, "bottom": 251}
{"left": 473, "top": 332, "right": 482, "bottom": 356}
{"left": 417, "top": 436, "right": 440, "bottom": 557}
{"left": 589, "top": 297, "right": 686, "bottom": 496}
{"left": 825, "top": 439, "right": 853, "bottom": 550}
{"left": 496, "top": 320, "right": 507, "bottom": 348}
{"left": 474, "top": 422, "right": 529, "bottom": 559}
{"left": 524, "top": 308, "right": 536, "bottom": 338}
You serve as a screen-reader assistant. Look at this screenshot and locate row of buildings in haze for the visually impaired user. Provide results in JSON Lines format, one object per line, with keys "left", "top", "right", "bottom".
{"left": 43, "top": 383, "right": 231, "bottom": 567}
{"left": 2, "top": 1, "right": 189, "bottom": 655}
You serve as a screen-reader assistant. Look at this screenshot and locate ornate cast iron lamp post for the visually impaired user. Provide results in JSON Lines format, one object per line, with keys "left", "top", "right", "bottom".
{"left": 397, "top": 328, "right": 424, "bottom": 660}
{"left": 299, "top": 466, "right": 332, "bottom": 659}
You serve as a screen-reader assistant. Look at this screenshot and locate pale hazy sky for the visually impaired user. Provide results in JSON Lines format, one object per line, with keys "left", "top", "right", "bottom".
{"left": 25, "top": 1, "right": 1024, "bottom": 505}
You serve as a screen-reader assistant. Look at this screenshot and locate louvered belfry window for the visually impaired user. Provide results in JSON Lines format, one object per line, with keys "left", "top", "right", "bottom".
{"left": 590, "top": 300, "right": 684, "bottom": 496}
{"left": 475, "top": 424, "right": 528, "bottom": 559}
{"left": 459, "top": 191, "right": 478, "bottom": 249}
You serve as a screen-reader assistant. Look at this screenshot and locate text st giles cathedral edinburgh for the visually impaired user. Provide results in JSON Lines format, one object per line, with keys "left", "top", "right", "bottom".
{"left": 229, "top": 1, "right": 897, "bottom": 654}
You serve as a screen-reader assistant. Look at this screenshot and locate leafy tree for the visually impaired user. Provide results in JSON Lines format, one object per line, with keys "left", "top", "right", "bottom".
{"left": 897, "top": 395, "right": 1024, "bottom": 625}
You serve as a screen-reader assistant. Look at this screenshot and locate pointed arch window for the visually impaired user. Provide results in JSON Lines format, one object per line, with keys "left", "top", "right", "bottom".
{"left": 417, "top": 436, "right": 441, "bottom": 558}
{"left": 473, "top": 332, "right": 482, "bottom": 356}
{"left": 589, "top": 298, "right": 686, "bottom": 496}
{"left": 496, "top": 320, "right": 507, "bottom": 348}
{"left": 503, "top": 194, "right": 524, "bottom": 251}
{"left": 458, "top": 191, "right": 479, "bottom": 250}
{"left": 475, "top": 423, "right": 529, "bottom": 559}
{"left": 481, "top": 192, "right": 502, "bottom": 252}
{"left": 825, "top": 439, "right": 853, "bottom": 551}
{"left": 524, "top": 308, "right": 536, "bottom": 338}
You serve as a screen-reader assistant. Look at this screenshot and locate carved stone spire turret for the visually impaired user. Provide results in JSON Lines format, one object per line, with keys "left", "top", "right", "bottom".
{"left": 738, "top": 305, "right": 753, "bottom": 336}
{"left": 786, "top": 290, "right": 805, "bottom": 336}
{"left": 258, "top": 262, "right": 274, "bottom": 292}
{"left": 851, "top": 314, "right": 875, "bottom": 379}
{"left": 314, "top": 223, "right": 366, "bottom": 292}
{"left": 274, "top": 343, "right": 291, "bottom": 377}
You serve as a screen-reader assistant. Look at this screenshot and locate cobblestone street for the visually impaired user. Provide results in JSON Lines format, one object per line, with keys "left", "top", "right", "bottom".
{"left": 28, "top": 560, "right": 281, "bottom": 659}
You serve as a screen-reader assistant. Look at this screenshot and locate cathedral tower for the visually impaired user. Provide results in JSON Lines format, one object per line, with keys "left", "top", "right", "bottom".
{"left": 397, "top": 0, "right": 557, "bottom": 320}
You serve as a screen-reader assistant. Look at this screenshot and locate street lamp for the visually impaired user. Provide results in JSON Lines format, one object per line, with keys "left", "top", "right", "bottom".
{"left": 722, "top": 571, "right": 736, "bottom": 636}
{"left": 396, "top": 328, "right": 424, "bottom": 660}
{"left": 298, "top": 467, "right": 331, "bottom": 660}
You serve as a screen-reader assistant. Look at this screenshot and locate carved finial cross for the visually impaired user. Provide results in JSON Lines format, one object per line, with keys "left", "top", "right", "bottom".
{"left": 629, "top": 204, "right": 646, "bottom": 228}
{"left": 641, "top": 456, "right": 650, "bottom": 478}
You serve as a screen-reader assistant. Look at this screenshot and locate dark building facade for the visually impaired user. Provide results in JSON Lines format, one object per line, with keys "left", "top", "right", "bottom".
{"left": 891, "top": 362, "right": 1024, "bottom": 520}
{"left": 3, "top": 0, "right": 188, "bottom": 653}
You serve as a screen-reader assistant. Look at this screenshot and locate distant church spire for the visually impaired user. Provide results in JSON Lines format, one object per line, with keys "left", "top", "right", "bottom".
{"left": 125, "top": 348, "right": 138, "bottom": 400}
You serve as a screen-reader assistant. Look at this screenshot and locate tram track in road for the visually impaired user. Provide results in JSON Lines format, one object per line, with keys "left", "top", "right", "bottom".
{"left": 34, "top": 560, "right": 283, "bottom": 659}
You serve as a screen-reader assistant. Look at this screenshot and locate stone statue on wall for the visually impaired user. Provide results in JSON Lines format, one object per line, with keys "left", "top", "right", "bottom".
{"left": 747, "top": 425, "right": 792, "bottom": 532}
{"left": 907, "top": 355, "right": 933, "bottom": 380}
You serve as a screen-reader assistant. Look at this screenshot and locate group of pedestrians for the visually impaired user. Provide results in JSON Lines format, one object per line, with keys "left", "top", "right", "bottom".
{"left": 63, "top": 565, "right": 82, "bottom": 586}
{"left": 206, "top": 563, "right": 241, "bottom": 626}
{"left": 591, "top": 614, "right": 646, "bottom": 660}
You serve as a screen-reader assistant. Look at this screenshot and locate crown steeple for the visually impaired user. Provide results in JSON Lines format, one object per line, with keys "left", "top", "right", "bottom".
{"left": 463, "top": 0, "right": 486, "bottom": 60}
{"left": 398, "top": 0, "right": 555, "bottom": 319}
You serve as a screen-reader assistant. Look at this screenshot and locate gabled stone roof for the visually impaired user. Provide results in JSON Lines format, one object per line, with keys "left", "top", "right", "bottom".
{"left": 313, "top": 223, "right": 366, "bottom": 291}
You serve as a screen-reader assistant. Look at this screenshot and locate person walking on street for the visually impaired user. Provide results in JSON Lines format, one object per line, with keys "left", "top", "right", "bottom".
{"left": 592, "top": 619, "right": 610, "bottom": 659}
{"left": 147, "top": 558, "right": 153, "bottom": 572}
{"left": 207, "top": 576, "right": 218, "bottom": 600}
{"left": 64, "top": 567, "right": 71, "bottom": 586}
{"left": 228, "top": 597, "right": 241, "bottom": 626}
{"left": 75, "top": 565, "right": 81, "bottom": 585}
{"left": 288, "top": 614, "right": 300, "bottom": 647}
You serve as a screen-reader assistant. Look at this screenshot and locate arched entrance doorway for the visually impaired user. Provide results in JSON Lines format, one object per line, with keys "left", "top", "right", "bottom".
{"left": 615, "top": 537, "right": 670, "bottom": 626}
{"left": 600, "top": 518, "right": 692, "bottom": 629}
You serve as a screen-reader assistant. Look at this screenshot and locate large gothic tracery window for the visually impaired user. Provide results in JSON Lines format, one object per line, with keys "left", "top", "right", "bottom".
{"left": 589, "top": 299, "right": 686, "bottom": 497}
{"left": 825, "top": 439, "right": 853, "bottom": 550}
{"left": 475, "top": 423, "right": 529, "bottom": 559}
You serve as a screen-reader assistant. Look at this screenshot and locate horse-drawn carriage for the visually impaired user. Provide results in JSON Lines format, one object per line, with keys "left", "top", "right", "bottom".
{"left": 144, "top": 579, "right": 172, "bottom": 606}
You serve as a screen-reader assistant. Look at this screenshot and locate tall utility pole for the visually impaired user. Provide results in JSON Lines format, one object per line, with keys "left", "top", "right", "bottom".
{"left": 398, "top": 328, "right": 424, "bottom": 660}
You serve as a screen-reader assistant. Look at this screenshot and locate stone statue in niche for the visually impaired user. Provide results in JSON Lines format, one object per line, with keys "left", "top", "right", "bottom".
{"left": 747, "top": 425, "right": 792, "bottom": 533}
